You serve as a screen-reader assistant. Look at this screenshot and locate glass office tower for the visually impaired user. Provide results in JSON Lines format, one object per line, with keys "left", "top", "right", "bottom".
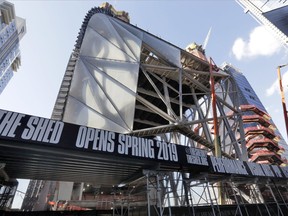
{"left": 0, "top": 0, "right": 26, "bottom": 94}
{"left": 236, "top": 0, "right": 288, "bottom": 48}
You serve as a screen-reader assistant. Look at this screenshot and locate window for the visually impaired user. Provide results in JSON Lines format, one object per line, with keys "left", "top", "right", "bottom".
{"left": 244, "top": 87, "right": 251, "bottom": 92}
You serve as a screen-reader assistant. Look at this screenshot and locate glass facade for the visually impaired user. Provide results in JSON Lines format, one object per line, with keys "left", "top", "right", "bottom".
{"left": 226, "top": 65, "right": 266, "bottom": 112}
{"left": 236, "top": 0, "right": 288, "bottom": 48}
{"left": 263, "top": 6, "right": 288, "bottom": 37}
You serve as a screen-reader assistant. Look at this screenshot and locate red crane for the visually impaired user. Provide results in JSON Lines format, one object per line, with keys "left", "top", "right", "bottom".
{"left": 277, "top": 64, "right": 288, "bottom": 139}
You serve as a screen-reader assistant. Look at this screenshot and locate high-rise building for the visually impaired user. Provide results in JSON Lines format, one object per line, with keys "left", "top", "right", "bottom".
{"left": 0, "top": 0, "right": 26, "bottom": 94}
{"left": 236, "top": 0, "right": 288, "bottom": 48}
{"left": 222, "top": 62, "right": 288, "bottom": 164}
{"left": 0, "top": 0, "right": 25, "bottom": 210}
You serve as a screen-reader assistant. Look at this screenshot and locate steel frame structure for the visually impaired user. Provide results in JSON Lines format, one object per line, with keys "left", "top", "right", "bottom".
{"left": 46, "top": 5, "right": 288, "bottom": 215}
{"left": 72, "top": 170, "right": 288, "bottom": 216}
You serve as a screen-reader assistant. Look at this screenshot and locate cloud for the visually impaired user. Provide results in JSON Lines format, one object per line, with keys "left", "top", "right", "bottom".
{"left": 232, "top": 26, "right": 282, "bottom": 60}
{"left": 266, "top": 71, "right": 288, "bottom": 96}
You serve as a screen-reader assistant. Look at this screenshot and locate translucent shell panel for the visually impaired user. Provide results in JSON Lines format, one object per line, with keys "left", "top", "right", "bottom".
{"left": 63, "top": 96, "right": 128, "bottom": 133}
{"left": 142, "top": 33, "right": 181, "bottom": 67}
{"left": 112, "top": 16, "right": 181, "bottom": 68}
{"left": 88, "top": 14, "right": 139, "bottom": 61}
{"left": 112, "top": 18, "right": 144, "bottom": 41}
{"left": 109, "top": 18, "right": 142, "bottom": 61}
{"left": 68, "top": 57, "right": 138, "bottom": 132}
{"left": 83, "top": 57, "right": 139, "bottom": 92}
{"left": 64, "top": 14, "right": 143, "bottom": 133}
{"left": 80, "top": 26, "right": 136, "bottom": 62}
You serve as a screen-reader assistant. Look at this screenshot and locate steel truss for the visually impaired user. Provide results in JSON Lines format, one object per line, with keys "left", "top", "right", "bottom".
{"left": 55, "top": 39, "right": 255, "bottom": 214}
{"left": 128, "top": 51, "right": 250, "bottom": 213}
{"left": 131, "top": 52, "right": 246, "bottom": 159}
{"left": 125, "top": 51, "right": 286, "bottom": 215}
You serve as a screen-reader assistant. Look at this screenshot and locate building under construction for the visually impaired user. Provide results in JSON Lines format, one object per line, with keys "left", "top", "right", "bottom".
{"left": 1, "top": 2, "right": 288, "bottom": 216}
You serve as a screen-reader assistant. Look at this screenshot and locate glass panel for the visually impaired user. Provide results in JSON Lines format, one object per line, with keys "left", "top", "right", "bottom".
{"left": 69, "top": 58, "right": 137, "bottom": 131}
{"left": 69, "top": 59, "right": 128, "bottom": 130}
{"left": 83, "top": 56, "right": 139, "bottom": 92}
{"left": 63, "top": 96, "right": 129, "bottom": 133}
{"left": 80, "top": 26, "right": 136, "bottom": 62}
{"left": 89, "top": 14, "right": 138, "bottom": 61}
{"left": 82, "top": 57, "right": 138, "bottom": 129}
{"left": 110, "top": 18, "right": 142, "bottom": 62}
{"left": 112, "top": 17, "right": 144, "bottom": 40}
{"left": 264, "top": 6, "right": 288, "bottom": 36}
{"left": 143, "top": 32, "right": 181, "bottom": 67}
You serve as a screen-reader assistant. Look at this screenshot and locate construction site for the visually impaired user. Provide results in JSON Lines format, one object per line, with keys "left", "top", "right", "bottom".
{"left": 1, "top": 2, "right": 288, "bottom": 216}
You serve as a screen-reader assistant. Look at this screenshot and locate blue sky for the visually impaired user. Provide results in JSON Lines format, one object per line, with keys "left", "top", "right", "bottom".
{"left": 1, "top": 0, "right": 288, "bottom": 209}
